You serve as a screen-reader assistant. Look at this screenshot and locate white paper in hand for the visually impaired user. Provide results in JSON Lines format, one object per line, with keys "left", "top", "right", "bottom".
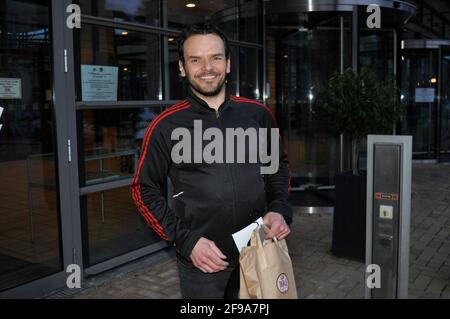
{"left": 232, "top": 217, "right": 264, "bottom": 253}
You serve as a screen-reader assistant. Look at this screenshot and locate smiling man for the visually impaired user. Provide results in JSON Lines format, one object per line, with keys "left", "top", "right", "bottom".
{"left": 131, "top": 23, "right": 292, "bottom": 299}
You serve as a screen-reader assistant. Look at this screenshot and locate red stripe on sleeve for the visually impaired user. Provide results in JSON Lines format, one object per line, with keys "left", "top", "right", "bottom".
{"left": 131, "top": 101, "right": 191, "bottom": 240}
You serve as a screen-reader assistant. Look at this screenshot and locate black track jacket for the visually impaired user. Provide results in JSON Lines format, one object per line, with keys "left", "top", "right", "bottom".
{"left": 131, "top": 90, "right": 292, "bottom": 265}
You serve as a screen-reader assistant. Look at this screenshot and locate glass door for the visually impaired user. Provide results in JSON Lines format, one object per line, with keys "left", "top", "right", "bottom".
{"left": 0, "top": 0, "right": 63, "bottom": 292}
{"left": 400, "top": 49, "right": 438, "bottom": 159}
{"left": 439, "top": 45, "right": 450, "bottom": 162}
{"left": 277, "top": 13, "right": 352, "bottom": 206}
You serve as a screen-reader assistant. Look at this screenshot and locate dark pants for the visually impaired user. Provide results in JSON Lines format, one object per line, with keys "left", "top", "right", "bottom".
{"left": 176, "top": 257, "right": 240, "bottom": 299}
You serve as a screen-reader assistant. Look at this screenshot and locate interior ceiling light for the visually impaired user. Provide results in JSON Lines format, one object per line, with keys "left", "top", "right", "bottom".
{"left": 186, "top": 3, "right": 196, "bottom": 8}
{"left": 122, "top": 31, "right": 129, "bottom": 35}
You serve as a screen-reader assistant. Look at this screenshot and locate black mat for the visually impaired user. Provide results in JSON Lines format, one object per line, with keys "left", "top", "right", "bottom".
{"left": 0, "top": 253, "right": 59, "bottom": 291}
{"left": 289, "top": 189, "right": 335, "bottom": 207}
{"left": 0, "top": 253, "right": 33, "bottom": 274}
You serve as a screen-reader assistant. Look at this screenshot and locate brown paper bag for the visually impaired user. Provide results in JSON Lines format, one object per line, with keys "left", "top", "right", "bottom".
{"left": 239, "top": 225, "right": 298, "bottom": 299}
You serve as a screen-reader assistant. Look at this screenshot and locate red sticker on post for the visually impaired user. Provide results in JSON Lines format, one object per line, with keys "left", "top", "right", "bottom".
{"left": 375, "top": 192, "right": 399, "bottom": 201}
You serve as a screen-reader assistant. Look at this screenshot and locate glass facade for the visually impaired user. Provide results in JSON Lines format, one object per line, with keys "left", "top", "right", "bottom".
{"left": 400, "top": 49, "right": 438, "bottom": 158}
{"left": 79, "top": 24, "right": 161, "bottom": 101}
{"left": 0, "top": 0, "right": 62, "bottom": 291}
{"left": 79, "top": 0, "right": 160, "bottom": 26}
{"left": 0, "top": 0, "right": 264, "bottom": 295}
{"left": 268, "top": 13, "right": 352, "bottom": 189}
{"left": 440, "top": 46, "right": 450, "bottom": 160}
{"left": 360, "top": 30, "right": 395, "bottom": 80}
{"left": 6, "top": 0, "right": 449, "bottom": 296}
{"left": 82, "top": 186, "right": 162, "bottom": 266}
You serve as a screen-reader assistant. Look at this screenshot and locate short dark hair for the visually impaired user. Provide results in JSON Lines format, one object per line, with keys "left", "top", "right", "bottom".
{"left": 178, "top": 22, "right": 230, "bottom": 62}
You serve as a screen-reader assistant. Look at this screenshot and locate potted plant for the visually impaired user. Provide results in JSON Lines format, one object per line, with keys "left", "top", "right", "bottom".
{"left": 319, "top": 66, "right": 406, "bottom": 261}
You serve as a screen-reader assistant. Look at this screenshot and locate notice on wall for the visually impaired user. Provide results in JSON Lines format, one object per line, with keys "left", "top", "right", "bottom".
{"left": 81, "top": 65, "right": 118, "bottom": 101}
{"left": 415, "top": 88, "right": 435, "bottom": 103}
{"left": 0, "top": 78, "right": 22, "bottom": 99}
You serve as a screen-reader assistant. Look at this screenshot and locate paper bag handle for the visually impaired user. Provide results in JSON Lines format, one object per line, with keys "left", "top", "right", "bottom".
{"left": 249, "top": 224, "right": 270, "bottom": 247}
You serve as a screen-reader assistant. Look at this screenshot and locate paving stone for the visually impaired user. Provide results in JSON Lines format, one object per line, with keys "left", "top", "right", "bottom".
{"left": 335, "top": 279, "right": 358, "bottom": 292}
{"left": 426, "top": 257, "right": 446, "bottom": 270}
{"left": 411, "top": 274, "right": 433, "bottom": 291}
{"left": 420, "top": 292, "right": 442, "bottom": 299}
{"left": 437, "top": 245, "right": 450, "bottom": 255}
{"left": 437, "top": 266, "right": 450, "bottom": 280}
{"left": 441, "top": 285, "right": 450, "bottom": 298}
{"left": 425, "top": 278, "right": 447, "bottom": 296}
{"left": 345, "top": 285, "right": 365, "bottom": 299}
{"left": 408, "top": 268, "right": 421, "bottom": 283}
{"left": 427, "top": 239, "right": 443, "bottom": 250}
{"left": 409, "top": 287, "right": 426, "bottom": 298}
{"left": 326, "top": 288, "right": 347, "bottom": 299}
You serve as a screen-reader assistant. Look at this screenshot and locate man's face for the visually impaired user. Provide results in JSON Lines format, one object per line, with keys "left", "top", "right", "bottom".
{"left": 179, "top": 34, "right": 231, "bottom": 97}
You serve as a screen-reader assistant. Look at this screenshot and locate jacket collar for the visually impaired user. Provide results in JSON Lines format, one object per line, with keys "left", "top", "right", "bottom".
{"left": 187, "top": 86, "right": 231, "bottom": 114}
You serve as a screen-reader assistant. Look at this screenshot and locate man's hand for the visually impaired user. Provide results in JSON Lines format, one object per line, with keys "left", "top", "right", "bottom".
{"left": 263, "top": 212, "right": 291, "bottom": 240}
{"left": 190, "top": 237, "right": 229, "bottom": 273}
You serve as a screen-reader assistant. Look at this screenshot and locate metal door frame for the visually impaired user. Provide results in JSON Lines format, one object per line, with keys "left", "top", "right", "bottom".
{"left": 0, "top": 0, "right": 82, "bottom": 298}
{"left": 438, "top": 45, "right": 450, "bottom": 162}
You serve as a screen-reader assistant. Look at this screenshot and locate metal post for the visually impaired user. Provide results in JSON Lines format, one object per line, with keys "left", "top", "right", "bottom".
{"left": 352, "top": 5, "right": 359, "bottom": 72}
{"left": 366, "top": 135, "right": 412, "bottom": 299}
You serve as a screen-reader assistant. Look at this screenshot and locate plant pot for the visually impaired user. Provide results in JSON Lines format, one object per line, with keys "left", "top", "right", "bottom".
{"left": 331, "top": 172, "right": 367, "bottom": 262}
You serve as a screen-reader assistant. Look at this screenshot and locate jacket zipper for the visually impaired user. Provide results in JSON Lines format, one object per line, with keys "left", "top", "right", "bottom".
{"left": 215, "top": 106, "right": 237, "bottom": 231}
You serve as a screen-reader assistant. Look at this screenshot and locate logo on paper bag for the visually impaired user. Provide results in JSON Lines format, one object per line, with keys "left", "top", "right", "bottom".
{"left": 277, "top": 273, "right": 289, "bottom": 294}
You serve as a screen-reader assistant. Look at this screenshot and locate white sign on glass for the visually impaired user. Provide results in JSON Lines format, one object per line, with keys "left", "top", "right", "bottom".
{"left": 0, "top": 78, "right": 22, "bottom": 99}
{"left": 81, "top": 65, "right": 118, "bottom": 101}
{"left": 415, "top": 88, "right": 435, "bottom": 103}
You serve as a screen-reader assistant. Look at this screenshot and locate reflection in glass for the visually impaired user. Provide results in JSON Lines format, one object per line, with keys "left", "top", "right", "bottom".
{"left": 79, "top": 0, "right": 160, "bottom": 26}
{"left": 79, "top": 24, "right": 161, "bottom": 101}
{"left": 167, "top": 0, "right": 237, "bottom": 40}
{"left": 83, "top": 187, "right": 162, "bottom": 266}
{"left": 276, "top": 16, "right": 351, "bottom": 188}
{"left": 0, "top": 0, "right": 62, "bottom": 291}
{"left": 360, "top": 30, "right": 394, "bottom": 80}
{"left": 79, "top": 107, "right": 164, "bottom": 186}
{"left": 239, "top": 0, "right": 260, "bottom": 43}
{"left": 168, "top": 36, "right": 187, "bottom": 100}
{"left": 239, "top": 47, "right": 259, "bottom": 99}
{"left": 400, "top": 50, "right": 437, "bottom": 158}
{"left": 227, "top": 46, "right": 238, "bottom": 95}
{"left": 440, "top": 50, "right": 450, "bottom": 158}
